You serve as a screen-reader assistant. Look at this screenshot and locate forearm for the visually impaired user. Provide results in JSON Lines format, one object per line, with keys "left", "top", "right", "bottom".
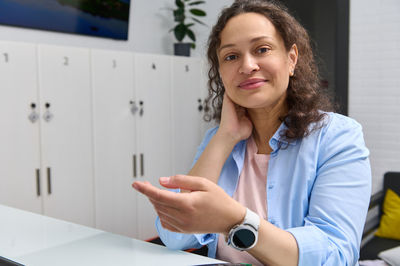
{"left": 188, "top": 131, "right": 238, "bottom": 184}
{"left": 218, "top": 203, "right": 298, "bottom": 266}
{"left": 247, "top": 219, "right": 299, "bottom": 266}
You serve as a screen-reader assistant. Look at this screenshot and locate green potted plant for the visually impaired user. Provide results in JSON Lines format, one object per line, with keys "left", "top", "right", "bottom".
{"left": 171, "top": 0, "right": 207, "bottom": 56}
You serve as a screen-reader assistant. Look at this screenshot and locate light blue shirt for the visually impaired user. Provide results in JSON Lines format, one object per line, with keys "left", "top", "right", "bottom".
{"left": 156, "top": 112, "right": 371, "bottom": 265}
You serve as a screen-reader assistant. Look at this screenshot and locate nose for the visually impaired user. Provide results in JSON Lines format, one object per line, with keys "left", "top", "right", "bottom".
{"left": 239, "top": 54, "right": 260, "bottom": 74}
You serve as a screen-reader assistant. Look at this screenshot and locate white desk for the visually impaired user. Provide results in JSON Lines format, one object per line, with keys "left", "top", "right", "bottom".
{"left": 0, "top": 205, "right": 224, "bottom": 266}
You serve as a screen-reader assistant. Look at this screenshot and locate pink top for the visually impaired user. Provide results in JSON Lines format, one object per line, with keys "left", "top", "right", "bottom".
{"left": 216, "top": 136, "right": 270, "bottom": 265}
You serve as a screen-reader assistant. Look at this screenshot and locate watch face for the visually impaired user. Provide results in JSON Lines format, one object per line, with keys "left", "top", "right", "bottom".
{"left": 233, "top": 228, "right": 256, "bottom": 248}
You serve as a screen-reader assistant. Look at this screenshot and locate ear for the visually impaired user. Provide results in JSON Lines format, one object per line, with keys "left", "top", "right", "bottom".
{"left": 288, "top": 44, "right": 298, "bottom": 74}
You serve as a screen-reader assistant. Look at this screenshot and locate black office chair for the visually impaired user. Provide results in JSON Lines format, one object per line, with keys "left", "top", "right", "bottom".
{"left": 360, "top": 172, "right": 400, "bottom": 260}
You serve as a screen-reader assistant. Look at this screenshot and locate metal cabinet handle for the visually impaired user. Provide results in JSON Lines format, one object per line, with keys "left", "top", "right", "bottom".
{"left": 140, "top": 153, "right": 144, "bottom": 176}
{"left": 36, "top": 169, "right": 41, "bottom": 196}
{"left": 133, "top": 154, "right": 137, "bottom": 178}
{"left": 47, "top": 167, "right": 52, "bottom": 194}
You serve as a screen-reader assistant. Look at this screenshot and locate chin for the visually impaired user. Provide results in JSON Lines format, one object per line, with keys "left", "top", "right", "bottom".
{"left": 233, "top": 96, "right": 273, "bottom": 109}
{"left": 236, "top": 92, "right": 286, "bottom": 110}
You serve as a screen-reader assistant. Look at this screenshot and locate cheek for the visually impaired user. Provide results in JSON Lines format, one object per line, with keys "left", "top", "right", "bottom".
{"left": 219, "top": 68, "right": 234, "bottom": 89}
{"left": 264, "top": 57, "right": 289, "bottom": 74}
{"left": 264, "top": 61, "right": 290, "bottom": 86}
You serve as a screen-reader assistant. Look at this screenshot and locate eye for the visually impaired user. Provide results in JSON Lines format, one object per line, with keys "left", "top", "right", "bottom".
{"left": 224, "top": 54, "right": 237, "bottom": 61}
{"left": 256, "top": 47, "right": 270, "bottom": 54}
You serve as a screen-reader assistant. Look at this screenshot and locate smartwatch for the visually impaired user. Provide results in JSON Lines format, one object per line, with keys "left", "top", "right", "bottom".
{"left": 226, "top": 208, "right": 260, "bottom": 251}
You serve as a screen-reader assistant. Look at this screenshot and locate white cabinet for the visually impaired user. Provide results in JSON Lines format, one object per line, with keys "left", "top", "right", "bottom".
{"left": 37, "top": 44, "right": 94, "bottom": 227}
{"left": 93, "top": 52, "right": 174, "bottom": 240}
{"left": 93, "top": 52, "right": 213, "bottom": 240}
{"left": 134, "top": 54, "right": 173, "bottom": 240}
{"left": 0, "top": 42, "right": 95, "bottom": 227}
{"left": 91, "top": 49, "right": 137, "bottom": 238}
{"left": 0, "top": 41, "right": 42, "bottom": 214}
{"left": 1, "top": 40, "right": 210, "bottom": 239}
{"left": 171, "top": 57, "right": 203, "bottom": 175}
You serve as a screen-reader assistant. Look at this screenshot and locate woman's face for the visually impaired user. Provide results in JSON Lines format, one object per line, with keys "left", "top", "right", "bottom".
{"left": 218, "top": 12, "right": 298, "bottom": 110}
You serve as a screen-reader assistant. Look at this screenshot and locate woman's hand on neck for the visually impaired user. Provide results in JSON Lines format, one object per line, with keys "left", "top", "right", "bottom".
{"left": 217, "top": 93, "right": 254, "bottom": 144}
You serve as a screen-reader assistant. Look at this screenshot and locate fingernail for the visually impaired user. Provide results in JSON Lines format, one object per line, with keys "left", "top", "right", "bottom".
{"left": 159, "top": 176, "right": 170, "bottom": 184}
{"left": 132, "top": 182, "right": 138, "bottom": 189}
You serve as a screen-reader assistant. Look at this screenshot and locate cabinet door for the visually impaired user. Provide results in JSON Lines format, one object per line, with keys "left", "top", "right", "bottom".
{"left": 38, "top": 45, "right": 94, "bottom": 227}
{"left": 92, "top": 49, "right": 138, "bottom": 238}
{"left": 134, "top": 54, "right": 173, "bottom": 240}
{"left": 172, "top": 57, "right": 202, "bottom": 174}
{"left": 0, "top": 41, "right": 42, "bottom": 213}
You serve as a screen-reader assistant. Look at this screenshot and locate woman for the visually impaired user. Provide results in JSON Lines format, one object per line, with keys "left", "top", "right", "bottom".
{"left": 132, "top": 0, "right": 371, "bottom": 265}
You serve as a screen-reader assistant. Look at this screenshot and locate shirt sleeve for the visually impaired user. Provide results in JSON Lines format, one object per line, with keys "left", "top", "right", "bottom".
{"left": 155, "top": 217, "right": 216, "bottom": 250}
{"left": 155, "top": 126, "right": 219, "bottom": 251}
{"left": 286, "top": 115, "right": 371, "bottom": 265}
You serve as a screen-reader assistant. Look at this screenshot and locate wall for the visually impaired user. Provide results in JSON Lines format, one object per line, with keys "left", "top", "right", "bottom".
{"left": 349, "top": 0, "right": 400, "bottom": 194}
{"left": 0, "top": 0, "right": 232, "bottom": 57}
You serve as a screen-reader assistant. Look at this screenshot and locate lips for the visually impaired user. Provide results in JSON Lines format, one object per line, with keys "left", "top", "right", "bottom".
{"left": 238, "top": 78, "right": 267, "bottom": 90}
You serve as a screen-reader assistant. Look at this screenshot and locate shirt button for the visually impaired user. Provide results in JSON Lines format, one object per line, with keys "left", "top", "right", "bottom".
{"left": 268, "top": 184, "right": 274, "bottom": 189}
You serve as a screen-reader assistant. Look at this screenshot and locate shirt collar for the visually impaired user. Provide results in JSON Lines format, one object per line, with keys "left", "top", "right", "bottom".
{"left": 269, "top": 121, "right": 298, "bottom": 150}
{"left": 232, "top": 121, "right": 298, "bottom": 159}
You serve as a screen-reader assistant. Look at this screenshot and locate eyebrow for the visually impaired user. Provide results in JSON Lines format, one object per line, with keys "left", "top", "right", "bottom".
{"left": 218, "top": 36, "right": 273, "bottom": 53}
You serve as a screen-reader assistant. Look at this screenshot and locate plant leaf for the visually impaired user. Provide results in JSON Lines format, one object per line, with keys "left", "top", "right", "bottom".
{"left": 189, "top": 8, "right": 206, "bottom": 16}
{"left": 185, "top": 23, "right": 195, "bottom": 28}
{"left": 174, "top": 23, "right": 187, "bottom": 42}
{"left": 191, "top": 43, "right": 196, "bottom": 49}
{"left": 173, "top": 8, "right": 185, "bottom": 22}
{"left": 191, "top": 17, "right": 207, "bottom": 26}
{"left": 175, "top": 0, "right": 184, "bottom": 8}
{"left": 187, "top": 28, "right": 196, "bottom": 42}
{"left": 189, "top": 1, "right": 205, "bottom": 5}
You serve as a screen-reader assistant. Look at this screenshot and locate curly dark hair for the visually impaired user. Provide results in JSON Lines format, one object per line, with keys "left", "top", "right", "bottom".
{"left": 204, "top": 0, "right": 334, "bottom": 141}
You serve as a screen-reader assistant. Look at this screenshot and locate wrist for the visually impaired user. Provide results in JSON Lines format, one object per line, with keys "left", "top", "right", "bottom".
{"left": 215, "top": 129, "right": 242, "bottom": 147}
{"left": 226, "top": 208, "right": 260, "bottom": 251}
{"left": 223, "top": 203, "right": 246, "bottom": 236}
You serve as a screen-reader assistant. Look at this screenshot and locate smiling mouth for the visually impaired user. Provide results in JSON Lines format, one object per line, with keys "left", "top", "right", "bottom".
{"left": 238, "top": 79, "right": 267, "bottom": 90}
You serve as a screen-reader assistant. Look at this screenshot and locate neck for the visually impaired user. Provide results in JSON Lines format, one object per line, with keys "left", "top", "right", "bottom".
{"left": 247, "top": 98, "right": 287, "bottom": 154}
